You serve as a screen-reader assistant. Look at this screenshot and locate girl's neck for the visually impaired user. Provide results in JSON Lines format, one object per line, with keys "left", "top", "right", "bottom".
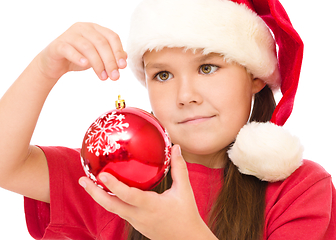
{"left": 181, "top": 148, "right": 227, "bottom": 169}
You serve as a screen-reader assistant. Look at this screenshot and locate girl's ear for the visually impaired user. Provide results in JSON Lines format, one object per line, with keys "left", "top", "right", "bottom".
{"left": 252, "top": 78, "right": 267, "bottom": 95}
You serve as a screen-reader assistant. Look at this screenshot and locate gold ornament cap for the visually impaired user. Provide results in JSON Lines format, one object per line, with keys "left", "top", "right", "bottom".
{"left": 115, "top": 95, "right": 126, "bottom": 109}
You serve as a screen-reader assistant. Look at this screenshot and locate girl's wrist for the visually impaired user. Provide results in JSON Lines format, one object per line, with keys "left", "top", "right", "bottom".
{"left": 30, "top": 54, "right": 60, "bottom": 88}
{"left": 192, "top": 222, "right": 218, "bottom": 240}
{"left": 173, "top": 220, "right": 218, "bottom": 240}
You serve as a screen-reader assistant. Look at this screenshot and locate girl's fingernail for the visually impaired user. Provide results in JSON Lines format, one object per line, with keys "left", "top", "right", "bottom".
{"left": 99, "top": 174, "right": 108, "bottom": 183}
{"left": 79, "top": 180, "right": 87, "bottom": 189}
{"left": 101, "top": 70, "right": 108, "bottom": 80}
{"left": 111, "top": 70, "right": 120, "bottom": 80}
{"left": 176, "top": 145, "right": 182, "bottom": 156}
{"left": 118, "top": 59, "right": 127, "bottom": 68}
{"left": 80, "top": 58, "right": 87, "bottom": 64}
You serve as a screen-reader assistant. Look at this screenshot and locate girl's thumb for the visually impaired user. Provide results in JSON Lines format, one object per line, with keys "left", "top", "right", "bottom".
{"left": 170, "top": 145, "right": 190, "bottom": 190}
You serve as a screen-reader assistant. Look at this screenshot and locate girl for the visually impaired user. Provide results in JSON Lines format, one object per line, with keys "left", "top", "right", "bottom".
{"left": 0, "top": 0, "right": 335, "bottom": 239}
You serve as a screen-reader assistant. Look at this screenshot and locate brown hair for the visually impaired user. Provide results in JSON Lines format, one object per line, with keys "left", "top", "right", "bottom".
{"left": 127, "top": 85, "right": 276, "bottom": 240}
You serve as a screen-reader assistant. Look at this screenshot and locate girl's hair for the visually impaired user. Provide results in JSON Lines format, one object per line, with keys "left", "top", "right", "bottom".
{"left": 126, "top": 84, "right": 276, "bottom": 240}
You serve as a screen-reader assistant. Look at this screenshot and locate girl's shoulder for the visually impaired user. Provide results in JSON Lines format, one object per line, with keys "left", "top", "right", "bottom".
{"left": 268, "top": 160, "right": 331, "bottom": 192}
{"left": 266, "top": 159, "right": 332, "bottom": 202}
{"left": 264, "top": 160, "right": 335, "bottom": 239}
{"left": 292, "top": 159, "right": 331, "bottom": 179}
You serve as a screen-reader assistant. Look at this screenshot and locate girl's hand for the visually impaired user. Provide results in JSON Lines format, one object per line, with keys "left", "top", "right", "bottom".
{"left": 36, "top": 22, "right": 127, "bottom": 82}
{"left": 79, "top": 145, "right": 217, "bottom": 240}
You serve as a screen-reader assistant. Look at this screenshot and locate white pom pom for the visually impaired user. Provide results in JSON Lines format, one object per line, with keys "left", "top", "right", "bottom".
{"left": 228, "top": 122, "right": 303, "bottom": 182}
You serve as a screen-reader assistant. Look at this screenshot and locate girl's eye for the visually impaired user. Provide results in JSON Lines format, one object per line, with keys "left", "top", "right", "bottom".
{"left": 200, "top": 64, "right": 218, "bottom": 74}
{"left": 155, "top": 71, "right": 173, "bottom": 81}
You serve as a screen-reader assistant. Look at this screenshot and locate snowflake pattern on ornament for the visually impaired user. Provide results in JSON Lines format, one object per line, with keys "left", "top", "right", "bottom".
{"left": 163, "top": 129, "right": 172, "bottom": 176}
{"left": 81, "top": 157, "right": 97, "bottom": 181}
{"left": 84, "top": 111, "right": 129, "bottom": 157}
{"left": 164, "top": 145, "right": 171, "bottom": 175}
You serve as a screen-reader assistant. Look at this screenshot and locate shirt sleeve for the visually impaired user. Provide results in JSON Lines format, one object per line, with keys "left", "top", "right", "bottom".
{"left": 24, "top": 146, "right": 105, "bottom": 239}
{"left": 265, "top": 160, "right": 336, "bottom": 239}
{"left": 24, "top": 197, "right": 51, "bottom": 239}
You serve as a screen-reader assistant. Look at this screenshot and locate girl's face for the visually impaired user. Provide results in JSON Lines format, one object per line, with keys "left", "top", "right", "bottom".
{"left": 143, "top": 48, "right": 265, "bottom": 167}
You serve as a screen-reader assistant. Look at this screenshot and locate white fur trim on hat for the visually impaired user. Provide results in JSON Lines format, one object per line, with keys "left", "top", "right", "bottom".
{"left": 228, "top": 122, "right": 303, "bottom": 182}
{"left": 127, "top": 0, "right": 280, "bottom": 89}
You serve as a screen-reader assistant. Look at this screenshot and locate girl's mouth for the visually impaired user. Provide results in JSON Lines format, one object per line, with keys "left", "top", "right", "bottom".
{"left": 178, "top": 115, "right": 215, "bottom": 124}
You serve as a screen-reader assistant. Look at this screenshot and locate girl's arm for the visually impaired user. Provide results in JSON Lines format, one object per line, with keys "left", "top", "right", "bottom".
{"left": 0, "top": 22, "right": 127, "bottom": 203}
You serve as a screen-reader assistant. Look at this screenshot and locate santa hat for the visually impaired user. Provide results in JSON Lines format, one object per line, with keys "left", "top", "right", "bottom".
{"left": 127, "top": 0, "right": 304, "bottom": 182}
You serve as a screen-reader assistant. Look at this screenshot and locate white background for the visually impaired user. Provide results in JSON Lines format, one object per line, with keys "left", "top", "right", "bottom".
{"left": 0, "top": 0, "right": 335, "bottom": 239}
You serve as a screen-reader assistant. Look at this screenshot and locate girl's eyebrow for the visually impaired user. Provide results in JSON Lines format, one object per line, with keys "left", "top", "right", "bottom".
{"left": 144, "top": 63, "right": 168, "bottom": 70}
{"left": 194, "top": 53, "right": 221, "bottom": 63}
{"left": 145, "top": 53, "right": 221, "bottom": 69}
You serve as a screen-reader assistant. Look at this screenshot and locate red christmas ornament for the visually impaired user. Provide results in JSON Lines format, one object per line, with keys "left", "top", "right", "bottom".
{"left": 81, "top": 96, "right": 171, "bottom": 193}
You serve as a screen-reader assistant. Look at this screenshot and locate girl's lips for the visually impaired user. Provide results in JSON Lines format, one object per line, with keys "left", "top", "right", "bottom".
{"left": 178, "top": 115, "right": 215, "bottom": 124}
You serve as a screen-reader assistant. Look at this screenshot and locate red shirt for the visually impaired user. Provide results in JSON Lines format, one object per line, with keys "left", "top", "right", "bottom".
{"left": 24, "top": 146, "right": 336, "bottom": 239}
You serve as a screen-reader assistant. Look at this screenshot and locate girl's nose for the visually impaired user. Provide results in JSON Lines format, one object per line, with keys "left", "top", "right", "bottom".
{"left": 176, "top": 76, "right": 203, "bottom": 107}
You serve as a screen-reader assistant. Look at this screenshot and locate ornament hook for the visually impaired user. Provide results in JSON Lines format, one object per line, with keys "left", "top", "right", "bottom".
{"left": 115, "top": 95, "right": 126, "bottom": 109}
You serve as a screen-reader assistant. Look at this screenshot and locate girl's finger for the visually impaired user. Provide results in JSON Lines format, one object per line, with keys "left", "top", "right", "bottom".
{"left": 170, "top": 145, "right": 191, "bottom": 191}
{"left": 71, "top": 35, "right": 108, "bottom": 80}
{"left": 78, "top": 176, "right": 135, "bottom": 219}
{"left": 93, "top": 24, "right": 128, "bottom": 69}
{"left": 98, "top": 172, "right": 149, "bottom": 208}
{"left": 82, "top": 25, "right": 121, "bottom": 80}
{"left": 53, "top": 41, "right": 88, "bottom": 68}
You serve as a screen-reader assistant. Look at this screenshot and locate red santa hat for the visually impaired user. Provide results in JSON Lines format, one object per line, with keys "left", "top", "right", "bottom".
{"left": 127, "top": 0, "right": 304, "bottom": 182}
